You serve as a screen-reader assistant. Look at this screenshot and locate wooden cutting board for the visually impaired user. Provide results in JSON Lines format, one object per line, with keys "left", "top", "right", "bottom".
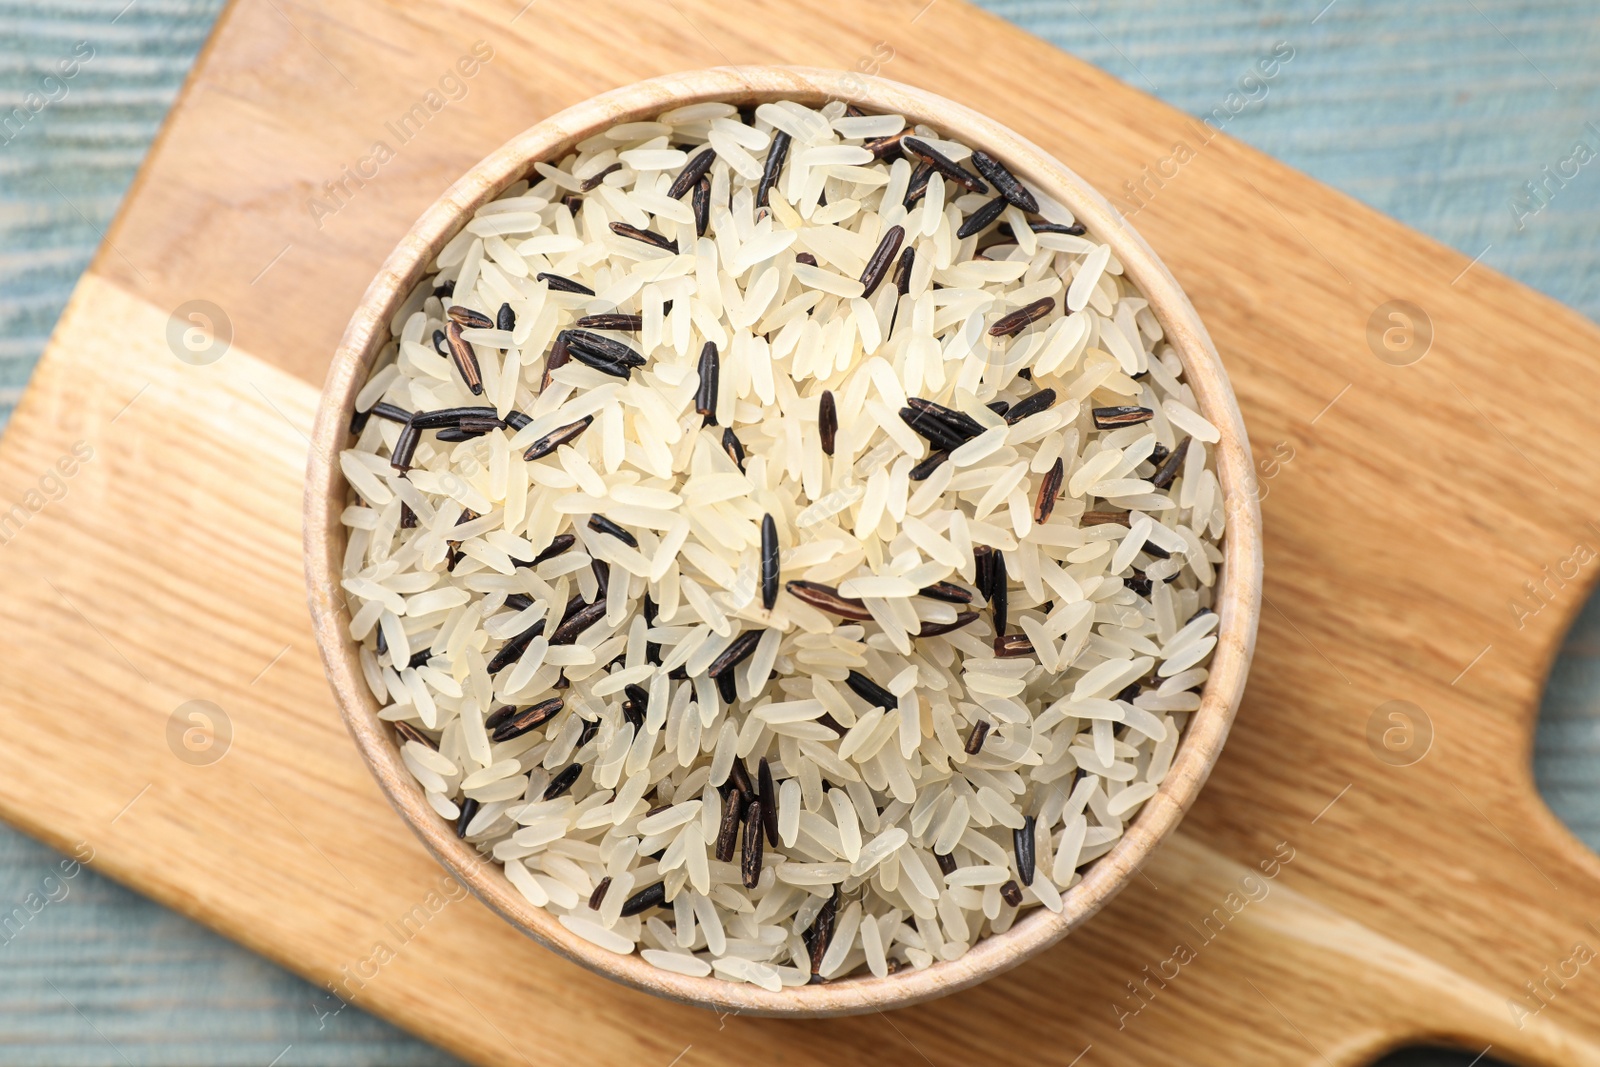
{"left": 5, "top": 0, "right": 1600, "bottom": 1063}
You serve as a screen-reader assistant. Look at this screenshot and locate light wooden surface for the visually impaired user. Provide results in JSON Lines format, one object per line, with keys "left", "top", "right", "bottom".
{"left": 303, "top": 63, "right": 1263, "bottom": 1016}
{"left": 4, "top": 0, "right": 1600, "bottom": 1062}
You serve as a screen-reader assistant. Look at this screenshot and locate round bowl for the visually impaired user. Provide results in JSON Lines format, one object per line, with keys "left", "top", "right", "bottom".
{"left": 304, "top": 65, "right": 1263, "bottom": 1017}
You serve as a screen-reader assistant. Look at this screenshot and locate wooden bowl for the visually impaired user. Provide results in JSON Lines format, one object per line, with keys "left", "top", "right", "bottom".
{"left": 303, "top": 65, "right": 1263, "bottom": 1017}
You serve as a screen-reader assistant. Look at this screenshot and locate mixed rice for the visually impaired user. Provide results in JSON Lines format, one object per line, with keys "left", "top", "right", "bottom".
{"left": 338, "top": 97, "right": 1226, "bottom": 989}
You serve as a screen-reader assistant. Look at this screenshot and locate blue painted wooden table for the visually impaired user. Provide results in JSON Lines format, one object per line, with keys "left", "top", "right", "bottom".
{"left": 2, "top": 1, "right": 1597, "bottom": 1062}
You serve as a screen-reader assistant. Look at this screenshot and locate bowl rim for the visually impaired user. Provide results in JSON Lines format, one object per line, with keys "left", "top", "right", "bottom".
{"left": 303, "top": 64, "right": 1263, "bottom": 1017}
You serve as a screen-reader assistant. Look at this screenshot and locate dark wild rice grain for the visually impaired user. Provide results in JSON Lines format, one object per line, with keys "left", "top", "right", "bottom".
{"left": 1082, "top": 510, "right": 1131, "bottom": 527}
{"left": 902, "top": 137, "right": 988, "bottom": 193}
{"left": 714, "top": 790, "right": 742, "bottom": 862}
{"left": 1150, "top": 436, "right": 1190, "bottom": 490}
{"left": 541, "top": 331, "right": 571, "bottom": 391}
{"left": 758, "top": 129, "right": 791, "bottom": 207}
{"left": 806, "top": 892, "right": 839, "bottom": 976}
{"left": 485, "top": 622, "right": 545, "bottom": 674}
{"left": 529, "top": 532, "right": 577, "bottom": 566}
{"left": 544, "top": 762, "right": 583, "bottom": 800}
{"left": 588, "top": 876, "right": 612, "bottom": 909}
{"left": 741, "top": 799, "right": 764, "bottom": 888}
{"left": 973, "top": 544, "right": 995, "bottom": 602}
{"left": 619, "top": 881, "right": 666, "bottom": 917}
{"left": 536, "top": 272, "right": 595, "bottom": 296}
{"left": 1000, "top": 879, "right": 1024, "bottom": 907}
{"left": 899, "top": 407, "right": 968, "bottom": 452}
{"left": 965, "top": 720, "right": 991, "bottom": 755}
{"left": 411, "top": 405, "right": 497, "bottom": 429}
{"left": 761, "top": 513, "right": 779, "bottom": 610}
{"left": 695, "top": 341, "right": 719, "bottom": 425}
{"left": 394, "top": 721, "right": 436, "bottom": 750}
{"left": 991, "top": 551, "right": 1009, "bottom": 634}
{"left": 668, "top": 148, "right": 715, "bottom": 199}
{"left": 1092, "top": 405, "right": 1154, "bottom": 429}
{"left": 447, "top": 305, "right": 493, "bottom": 329}
{"left": 726, "top": 758, "right": 753, "bottom": 801}
{"left": 863, "top": 130, "right": 907, "bottom": 160}
{"left": 577, "top": 717, "right": 601, "bottom": 748}
{"left": 549, "top": 600, "right": 607, "bottom": 645}
{"left": 970, "top": 150, "right": 1040, "bottom": 213}
{"left": 609, "top": 221, "right": 676, "bottom": 251}
{"left": 1036, "top": 457, "right": 1064, "bottom": 524}
{"left": 491, "top": 697, "right": 565, "bottom": 742}
{"left": 1029, "top": 220, "right": 1087, "bottom": 236}
{"left": 566, "top": 330, "right": 645, "bottom": 367}
{"left": 445, "top": 323, "right": 484, "bottom": 395}
{"left": 935, "top": 851, "right": 958, "bottom": 876}
{"left": 455, "top": 797, "right": 479, "bottom": 837}
{"left": 563, "top": 346, "right": 633, "bottom": 379}
{"left": 588, "top": 513, "right": 639, "bottom": 549}
{"left": 522, "top": 415, "right": 594, "bottom": 461}
{"left": 1003, "top": 389, "right": 1056, "bottom": 426}
{"left": 722, "top": 427, "right": 746, "bottom": 472}
{"left": 917, "top": 612, "right": 978, "bottom": 638}
{"left": 579, "top": 161, "right": 622, "bottom": 191}
{"left": 994, "top": 633, "right": 1035, "bottom": 658}
{"left": 1014, "top": 815, "right": 1037, "bottom": 885}
{"left": 389, "top": 423, "right": 420, "bottom": 470}
{"left": 918, "top": 581, "right": 972, "bottom": 604}
{"left": 707, "top": 630, "right": 762, "bottom": 678}
{"left": 784, "top": 580, "right": 873, "bottom": 621}
{"left": 758, "top": 757, "right": 779, "bottom": 846}
{"left": 903, "top": 160, "right": 933, "bottom": 207}
{"left": 575, "top": 313, "right": 643, "bottom": 331}
{"left": 956, "top": 195, "right": 1007, "bottom": 239}
{"left": 844, "top": 670, "right": 896, "bottom": 711}
{"left": 497, "top": 302, "right": 516, "bottom": 331}
{"left": 693, "top": 176, "right": 710, "bottom": 237}
{"left": 621, "top": 682, "right": 649, "bottom": 728}
{"left": 859, "top": 225, "right": 905, "bottom": 298}
{"left": 894, "top": 246, "right": 916, "bottom": 295}
{"left": 817, "top": 390, "right": 837, "bottom": 455}
{"left": 989, "top": 297, "right": 1055, "bottom": 338}
{"left": 909, "top": 450, "right": 950, "bottom": 480}
{"left": 905, "top": 396, "right": 985, "bottom": 438}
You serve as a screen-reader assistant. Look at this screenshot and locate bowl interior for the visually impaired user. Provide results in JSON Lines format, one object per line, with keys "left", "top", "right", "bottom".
{"left": 303, "top": 65, "right": 1262, "bottom": 1017}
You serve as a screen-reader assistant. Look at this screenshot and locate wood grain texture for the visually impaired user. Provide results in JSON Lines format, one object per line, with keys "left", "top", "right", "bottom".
{"left": 4, "top": 0, "right": 1600, "bottom": 1062}
{"left": 302, "top": 63, "right": 1263, "bottom": 1017}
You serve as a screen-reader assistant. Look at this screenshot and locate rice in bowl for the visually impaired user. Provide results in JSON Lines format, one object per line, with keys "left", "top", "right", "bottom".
{"left": 336, "top": 96, "right": 1227, "bottom": 991}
